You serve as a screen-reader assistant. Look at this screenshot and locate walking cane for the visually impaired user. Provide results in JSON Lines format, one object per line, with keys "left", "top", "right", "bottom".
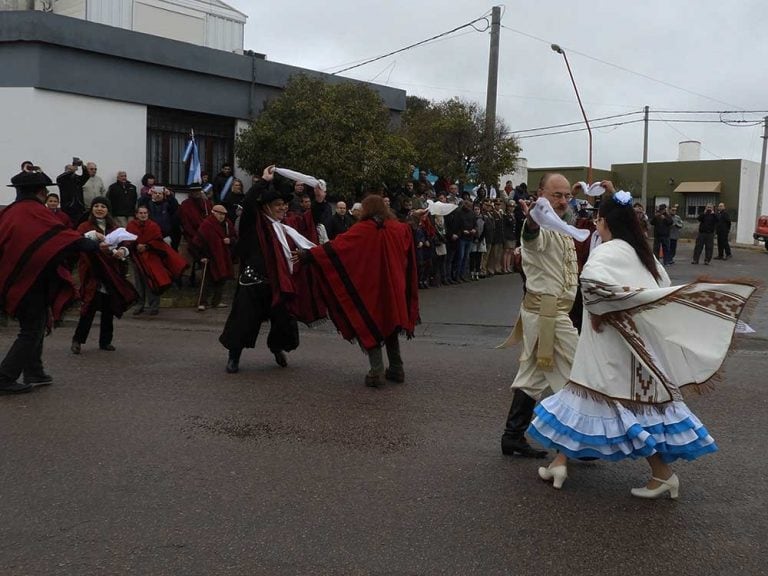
{"left": 196, "top": 259, "right": 208, "bottom": 310}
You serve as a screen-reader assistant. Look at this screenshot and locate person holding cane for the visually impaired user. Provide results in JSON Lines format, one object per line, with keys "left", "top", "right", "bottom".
{"left": 192, "top": 204, "right": 236, "bottom": 311}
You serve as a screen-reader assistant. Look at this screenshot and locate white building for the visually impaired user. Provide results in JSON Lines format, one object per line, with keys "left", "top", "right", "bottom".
{"left": 0, "top": 7, "right": 405, "bottom": 205}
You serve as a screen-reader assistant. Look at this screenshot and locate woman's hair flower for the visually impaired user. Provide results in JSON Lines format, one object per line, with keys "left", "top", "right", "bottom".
{"left": 613, "top": 190, "right": 633, "bottom": 206}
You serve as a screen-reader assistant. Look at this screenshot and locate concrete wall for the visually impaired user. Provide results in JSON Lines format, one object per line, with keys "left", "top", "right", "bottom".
{"left": 0, "top": 88, "right": 146, "bottom": 205}
{"left": 612, "top": 159, "right": 742, "bottom": 219}
{"left": 736, "top": 159, "right": 768, "bottom": 245}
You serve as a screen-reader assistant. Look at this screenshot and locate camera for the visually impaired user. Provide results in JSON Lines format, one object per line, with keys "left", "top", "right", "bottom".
{"left": 152, "top": 185, "right": 164, "bottom": 193}
{"left": 72, "top": 157, "right": 83, "bottom": 166}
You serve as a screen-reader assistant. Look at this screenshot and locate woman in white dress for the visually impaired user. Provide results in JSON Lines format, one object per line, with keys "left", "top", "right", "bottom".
{"left": 529, "top": 187, "right": 756, "bottom": 499}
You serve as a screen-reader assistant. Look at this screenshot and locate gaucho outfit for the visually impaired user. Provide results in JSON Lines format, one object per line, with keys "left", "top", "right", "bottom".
{"left": 499, "top": 220, "right": 579, "bottom": 457}
{"left": 528, "top": 239, "right": 756, "bottom": 462}
{"left": 219, "top": 180, "right": 320, "bottom": 372}
{"left": 1, "top": 173, "right": 95, "bottom": 393}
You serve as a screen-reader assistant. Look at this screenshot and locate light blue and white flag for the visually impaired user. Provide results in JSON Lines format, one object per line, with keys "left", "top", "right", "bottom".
{"left": 182, "top": 129, "right": 201, "bottom": 186}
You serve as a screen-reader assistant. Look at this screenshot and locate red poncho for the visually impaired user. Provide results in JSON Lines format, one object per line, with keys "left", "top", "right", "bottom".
{"left": 127, "top": 218, "right": 188, "bottom": 293}
{"left": 76, "top": 221, "right": 139, "bottom": 317}
{"left": 284, "top": 210, "right": 319, "bottom": 244}
{"left": 179, "top": 196, "right": 213, "bottom": 244}
{"left": 193, "top": 215, "right": 237, "bottom": 281}
{"left": 309, "top": 218, "right": 419, "bottom": 349}
{"left": 0, "top": 199, "right": 83, "bottom": 320}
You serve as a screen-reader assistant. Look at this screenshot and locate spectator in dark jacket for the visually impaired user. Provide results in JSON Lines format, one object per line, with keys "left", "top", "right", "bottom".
{"left": 107, "top": 171, "right": 138, "bottom": 227}
{"left": 139, "top": 187, "right": 179, "bottom": 241}
{"left": 327, "top": 201, "right": 354, "bottom": 239}
{"left": 715, "top": 202, "right": 732, "bottom": 260}
{"left": 692, "top": 203, "right": 718, "bottom": 265}
{"left": 311, "top": 183, "right": 333, "bottom": 230}
{"left": 212, "top": 163, "right": 234, "bottom": 203}
{"left": 650, "top": 204, "right": 673, "bottom": 265}
{"left": 56, "top": 163, "right": 88, "bottom": 224}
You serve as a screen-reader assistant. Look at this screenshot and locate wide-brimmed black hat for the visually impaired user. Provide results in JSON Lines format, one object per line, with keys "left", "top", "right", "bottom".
{"left": 7, "top": 171, "right": 57, "bottom": 189}
{"left": 257, "top": 186, "right": 293, "bottom": 206}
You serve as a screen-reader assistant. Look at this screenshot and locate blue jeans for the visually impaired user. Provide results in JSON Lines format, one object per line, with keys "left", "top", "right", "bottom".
{"left": 654, "top": 235, "right": 671, "bottom": 264}
{"left": 457, "top": 239, "right": 472, "bottom": 279}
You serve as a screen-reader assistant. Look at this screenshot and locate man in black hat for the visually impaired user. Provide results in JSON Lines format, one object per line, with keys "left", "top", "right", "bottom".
{"left": 0, "top": 170, "right": 98, "bottom": 394}
{"left": 218, "top": 165, "right": 322, "bottom": 374}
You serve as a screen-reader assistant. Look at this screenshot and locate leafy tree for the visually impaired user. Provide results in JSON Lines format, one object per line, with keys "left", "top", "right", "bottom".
{"left": 236, "top": 75, "right": 414, "bottom": 199}
{"left": 401, "top": 96, "right": 520, "bottom": 185}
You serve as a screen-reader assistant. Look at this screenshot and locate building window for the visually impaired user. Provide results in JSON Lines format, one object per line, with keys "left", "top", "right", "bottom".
{"left": 147, "top": 107, "right": 235, "bottom": 188}
{"left": 685, "top": 194, "right": 719, "bottom": 218}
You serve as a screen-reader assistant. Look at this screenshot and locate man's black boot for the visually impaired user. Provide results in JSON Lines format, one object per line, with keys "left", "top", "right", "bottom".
{"left": 501, "top": 389, "right": 547, "bottom": 458}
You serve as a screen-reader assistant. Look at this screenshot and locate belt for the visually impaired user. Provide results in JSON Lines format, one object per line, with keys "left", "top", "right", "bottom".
{"left": 497, "top": 292, "right": 574, "bottom": 371}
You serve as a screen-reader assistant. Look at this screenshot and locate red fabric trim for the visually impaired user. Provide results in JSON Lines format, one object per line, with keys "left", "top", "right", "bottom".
{"left": 192, "top": 215, "right": 237, "bottom": 281}
{"left": 0, "top": 199, "right": 82, "bottom": 319}
{"left": 127, "top": 219, "right": 188, "bottom": 292}
{"left": 309, "top": 219, "right": 419, "bottom": 349}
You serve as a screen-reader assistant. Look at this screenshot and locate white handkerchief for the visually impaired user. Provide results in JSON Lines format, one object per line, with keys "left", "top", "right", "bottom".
{"left": 426, "top": 200, "right": 458, "bottom": 216}
{"left": 577, "top": 181, "right": 606, "bottom": 197}
{"left": 274, "top": 167, "right": 326, "bottom": 191}
{"left": 735, "top": 320, "right": 756, "bottom": 334}
{"left": 104, "top": 228, "right": 138, "bottom": 247}
{"left": 529, "top": 197, "right": 590, "bottom": 242}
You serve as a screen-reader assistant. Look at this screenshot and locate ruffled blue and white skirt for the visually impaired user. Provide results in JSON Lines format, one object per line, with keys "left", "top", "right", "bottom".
{"left": 528, "top": 385, "right": 717, "bottom": 463}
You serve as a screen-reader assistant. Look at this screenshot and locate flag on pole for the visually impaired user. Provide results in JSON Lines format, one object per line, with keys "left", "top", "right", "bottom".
{"left": 182, "top": 129, "right": 201, "bottom": 185}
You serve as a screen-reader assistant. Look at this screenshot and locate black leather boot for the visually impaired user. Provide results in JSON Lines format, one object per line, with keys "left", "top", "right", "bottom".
{"left": 226, "top": 348, "right": 241, "bottom": 374}
{"left": 501, "top": 389, "right": 547, "bottom": 458}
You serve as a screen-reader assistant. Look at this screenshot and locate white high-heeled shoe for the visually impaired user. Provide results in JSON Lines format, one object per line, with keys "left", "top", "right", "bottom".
{"left": 538, "top": 465, "right": 568, "bottom": 489}
{"left": 630, "top": 474, "right": 680, "bottom": 499}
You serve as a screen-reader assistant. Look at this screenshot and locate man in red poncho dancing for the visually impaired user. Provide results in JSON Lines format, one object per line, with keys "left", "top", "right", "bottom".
{"left": 1, "top": 171, "right": 98, "bottom": 394}
{"left": 299, "top": 194, "right": 420, "bottom": 387}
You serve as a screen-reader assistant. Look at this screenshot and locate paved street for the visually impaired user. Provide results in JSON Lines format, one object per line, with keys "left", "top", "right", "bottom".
{"left": 2, "top": 243, "right": 767, "bottom": 575}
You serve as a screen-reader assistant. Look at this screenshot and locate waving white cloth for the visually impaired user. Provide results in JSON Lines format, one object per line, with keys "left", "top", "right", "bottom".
{"left": 529, "top": 197, "right": 590, "bottom": 242}
{"left": 274, "top": 167, "right": 326, "bottom": 191}
{"left": 572, "top": 239, "right": 757, "bottom": 404}
{"left": 576, "top": 181, "right": 606, "bottom": 197}
{"left": 84, "top": 227, "right": 137, "bottom": 248}
{"left": 266, "top": 215, "right": 316, "bottom": 273}
{"left": 426, "top": 200, "right": 458, "bottom": 216}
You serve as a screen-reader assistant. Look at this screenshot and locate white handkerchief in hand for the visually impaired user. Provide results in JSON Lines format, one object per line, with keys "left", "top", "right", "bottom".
{"left": 104, "top": 228, "right": 138, "bottom": 248}
{"left": 529, "top": 197, "right": 590, "bottom": 242}
{"left": 577, "top": 181, "right": 606, "bottom": 197}
{"left": 426, "top": 200, "right": 458, "bottom": 216}
{"left": 274, "top": 167, "right": 326, "bottom": 191}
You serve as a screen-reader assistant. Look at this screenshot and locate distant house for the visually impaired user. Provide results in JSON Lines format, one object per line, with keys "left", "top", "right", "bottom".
{"left": 0, "top": 5, "right": 405, "bottom": 204}
{"left": 527, "top": 142, "right": 766, "bottom": 245}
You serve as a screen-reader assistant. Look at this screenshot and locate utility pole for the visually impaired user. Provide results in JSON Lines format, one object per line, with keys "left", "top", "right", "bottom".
{"left": 755, "top": 115, "right": 768, "bottom": 244}
{"left": 641, "top": 105, "right": 649, "bottom": 209}
{"left": 484, "top": 6, "right": 501, "bottom": 173}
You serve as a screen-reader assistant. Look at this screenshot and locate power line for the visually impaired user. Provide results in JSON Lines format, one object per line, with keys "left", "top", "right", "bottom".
{"left": 653, "top": 113, "right": 723, "bottom": 159}
{"left": 328, "top": 15, "right": 490, "bottom": 76}
{"left": 513, "top": 110, "right": 643, "bottom": 134}
{"left": 516, "top": 119, "right": 645, "bottom": 139}
{"left": 500, "top": 25, "right": 748, "bottom": 110}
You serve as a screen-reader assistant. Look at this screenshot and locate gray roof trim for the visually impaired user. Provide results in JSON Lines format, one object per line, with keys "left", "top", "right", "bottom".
{"left": 0, "top": 11, "right": 406, "bottom": 113}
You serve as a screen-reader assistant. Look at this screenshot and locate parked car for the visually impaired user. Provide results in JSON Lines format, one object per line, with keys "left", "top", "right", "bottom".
{"left": 753, "top": 215, "right": 768, "bottom": 251}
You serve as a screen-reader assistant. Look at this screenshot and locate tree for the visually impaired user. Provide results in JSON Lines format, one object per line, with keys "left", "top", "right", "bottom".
{"left": 401, "top": 96, "right": 520, "bottom": 185}
{"left": 236, "top": 75, "right": 414, "bottom": 199}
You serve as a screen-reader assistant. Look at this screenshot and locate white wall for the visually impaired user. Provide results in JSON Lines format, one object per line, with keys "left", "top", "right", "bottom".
{"left": 233, "top": 118, "right": 253, "bottom": 186}
{"left": 87, "top": 0, "right": 133, "bottom": 29}
{"left": 49, "top": 0, "right": 86, "bottom": 19}
{"left": 134, "top": 0, "right": 206, "bottom": 45}
{"left": 736, "top": 159, "right": 768, "bottom": 245}
{"left": 0, "top": 88, "right": 147, "bottom": 205}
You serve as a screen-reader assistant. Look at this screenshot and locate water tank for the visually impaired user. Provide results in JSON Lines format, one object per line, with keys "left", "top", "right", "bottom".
{"left": 678, "top": 141, "right": 701, "bottom": 161}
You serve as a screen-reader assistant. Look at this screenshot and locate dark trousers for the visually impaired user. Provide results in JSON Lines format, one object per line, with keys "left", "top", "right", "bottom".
{"left": 669, "top": 238, "right": 679, "bottom": 261}
{"left": 73, "top": 292, "right": 114, "bottom": 347}
{"left": 445, "top": 242, "right": 459, "bottom": 281}
{"left": 366, "top": 332, "right": 402, "bottom": 376}
{"left": 693, "top": 232, "right": 714, "bottom": 263}
{"left": 201, "top": 277, "right": 225, "bottom": 307}
{"left": 457, "top": 238, "right": 472, "bottom": 279}
{"left": 653, "top": 235, "right": 672, "bottom": 264}
{"left": 0, "top": 287, "right": 48, "bottom": 383}
{"left": 134, "top": 264, "right": 160, "bottom": 311}
{"left": 717, "top": 232, "right": 732, "bottom": 258}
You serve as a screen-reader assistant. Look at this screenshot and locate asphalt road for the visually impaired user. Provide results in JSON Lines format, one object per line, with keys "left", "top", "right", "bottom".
{"left": 1, "top": 243, "right": 766, "bottom": 575}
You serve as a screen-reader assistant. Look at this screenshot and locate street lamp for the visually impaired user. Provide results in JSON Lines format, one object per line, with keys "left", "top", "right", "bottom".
{"left": 551, "top": 43, "right": 592, "bottom": 184}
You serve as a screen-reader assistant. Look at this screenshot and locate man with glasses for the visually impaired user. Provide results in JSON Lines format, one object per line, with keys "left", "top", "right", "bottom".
{"left": 500, "top": 173, "right": 579, "bottom": 458}
{"left": 81, "top": 162, "right": 107, "bottom": 208}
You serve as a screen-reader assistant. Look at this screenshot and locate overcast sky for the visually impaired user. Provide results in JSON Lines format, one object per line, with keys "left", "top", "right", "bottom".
{"left": 225, "top": 0, "right": 768, "bottom": 171}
